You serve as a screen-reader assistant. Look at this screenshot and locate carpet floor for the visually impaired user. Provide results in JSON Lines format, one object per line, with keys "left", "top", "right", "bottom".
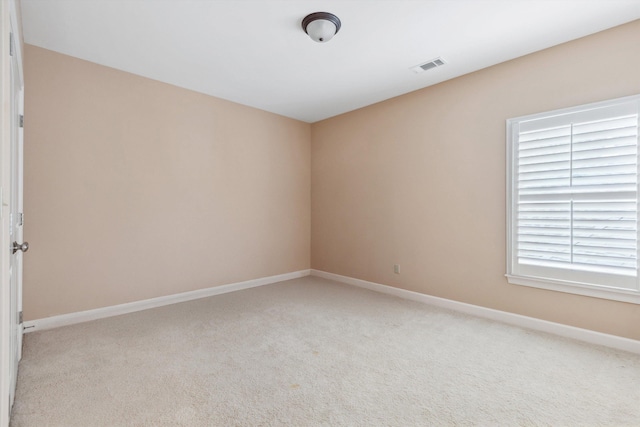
{"left": 10, "top": 276, "right": 640, "bottom": 426}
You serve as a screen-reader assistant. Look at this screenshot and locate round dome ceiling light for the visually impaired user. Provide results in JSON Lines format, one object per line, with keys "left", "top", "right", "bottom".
{"left": 302, "top": 12, "right": 341, "bottom": 43}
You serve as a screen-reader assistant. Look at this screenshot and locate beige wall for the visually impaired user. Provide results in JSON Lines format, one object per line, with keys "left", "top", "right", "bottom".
{"left": 311, "top": 21, "right": 640, "bottom": 340}
{"left": 24, "top": 45, "right": 310, "bottom": 320}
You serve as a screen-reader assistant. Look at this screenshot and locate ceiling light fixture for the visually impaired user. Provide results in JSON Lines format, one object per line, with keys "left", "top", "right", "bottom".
{"left": 302, "top": 12, "right": 341, "bottom": 43}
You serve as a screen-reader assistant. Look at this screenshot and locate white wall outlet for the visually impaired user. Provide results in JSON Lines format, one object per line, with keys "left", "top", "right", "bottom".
{"left": 394, "top": 264, "right": 400, "bottom": 274}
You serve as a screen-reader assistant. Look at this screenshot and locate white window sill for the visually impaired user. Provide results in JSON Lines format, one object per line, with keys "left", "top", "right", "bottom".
{"left": 506, "top": 274, "right": 640, "bottom": 305}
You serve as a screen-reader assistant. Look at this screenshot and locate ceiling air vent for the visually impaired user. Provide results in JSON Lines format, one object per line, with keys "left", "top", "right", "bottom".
{"left": 411, "top": 57, "right": 446, "bottom": 74}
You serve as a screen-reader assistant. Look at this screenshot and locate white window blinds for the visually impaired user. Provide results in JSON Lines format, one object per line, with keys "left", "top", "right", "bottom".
{"left": 507, "top": 96, "right": 640, "bottom": 301}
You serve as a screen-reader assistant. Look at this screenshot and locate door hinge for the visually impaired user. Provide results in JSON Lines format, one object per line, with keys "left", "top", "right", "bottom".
{"left": 19, "top": 115, "right": 24, "bottom": 128}
{"left": 18, "top": 311, "right": 22, "bottom": 324}
{"left": 18, "top": 213, "right": 23, "bottom": 226}
{"left": 9, "top": 32, "right": 14, "bottom": 57}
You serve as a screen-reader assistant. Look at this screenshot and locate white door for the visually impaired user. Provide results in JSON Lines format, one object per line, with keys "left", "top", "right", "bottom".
{"left": 8, "top": 26, "right": 25, "bottom": 408}
{"left": 1, "top": 2, "right": 25, "bottom": 421}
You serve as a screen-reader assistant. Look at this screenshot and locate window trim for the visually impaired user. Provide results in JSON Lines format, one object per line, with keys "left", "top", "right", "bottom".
{"left": 506, "top": 94, "right": 640, "bottom": 304}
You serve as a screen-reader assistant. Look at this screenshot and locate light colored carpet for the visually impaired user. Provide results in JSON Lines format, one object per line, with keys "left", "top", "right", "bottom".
{"left": 10, "top": 276, "right": 640, "bottom": 426}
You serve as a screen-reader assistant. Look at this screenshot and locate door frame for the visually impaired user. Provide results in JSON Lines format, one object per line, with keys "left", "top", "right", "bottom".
{"left": 0, "top": 0, "right": 24, "bottom": 424}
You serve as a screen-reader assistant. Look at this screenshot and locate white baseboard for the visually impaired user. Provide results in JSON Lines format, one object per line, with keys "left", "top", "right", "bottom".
{"left": 24, "top": 269, "right": 311, "bottom": 333}
{"left": 311, "top": 269, "right": 640, "bottom": 355}
{"left": 24, "top": 268, "right": 640, "bottom": 355}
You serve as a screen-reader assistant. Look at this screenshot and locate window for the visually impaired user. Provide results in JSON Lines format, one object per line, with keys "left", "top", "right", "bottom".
{"left": 506, "top": 95, "right": 640, "bottom": 303}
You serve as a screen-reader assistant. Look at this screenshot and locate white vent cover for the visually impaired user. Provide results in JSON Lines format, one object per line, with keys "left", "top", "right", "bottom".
{"left": 411, "top": 57, "right": 446, "bottom": 73}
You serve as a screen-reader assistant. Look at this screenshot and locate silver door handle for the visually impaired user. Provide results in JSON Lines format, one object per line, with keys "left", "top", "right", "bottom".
{"left": 12, "top": 242, "right": 28, "bottom": 254}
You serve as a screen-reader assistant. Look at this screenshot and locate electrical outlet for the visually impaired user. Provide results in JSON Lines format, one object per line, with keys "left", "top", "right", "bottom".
{"left": 394, "top": 264, "right": 400, "bottom": 274}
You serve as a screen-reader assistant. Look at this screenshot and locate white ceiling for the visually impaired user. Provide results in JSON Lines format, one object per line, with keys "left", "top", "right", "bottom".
{"left": 20, "top": 0, "right": 640, "bottom": 123}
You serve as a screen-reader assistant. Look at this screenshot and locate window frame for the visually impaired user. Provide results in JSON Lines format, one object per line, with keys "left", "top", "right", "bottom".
{"left": 506, "top": 94, "right": 640, "bottom": 304}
